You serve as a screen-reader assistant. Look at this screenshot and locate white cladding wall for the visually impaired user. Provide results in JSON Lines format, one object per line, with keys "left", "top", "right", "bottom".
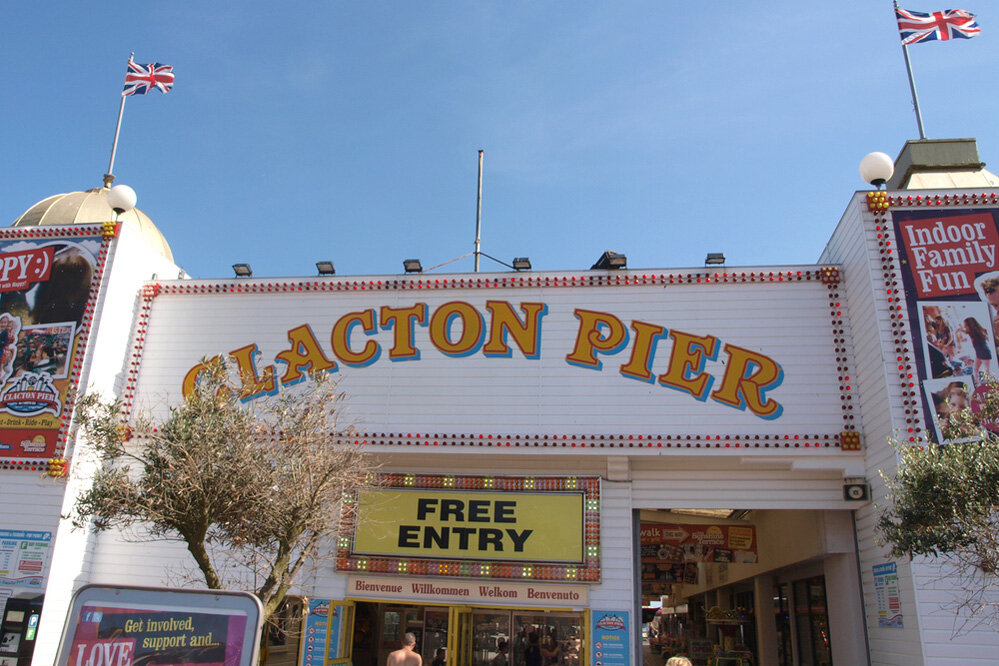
{"left": 131, "top": 273, "right": 849, "bottom": 440}
{"left": 822, "top": 193, "right": 928, "bottom": 665}
{"left": 33, "top": 223, "right": 183, "bottom": 665}
{"left": 822, "top": 191, "right": 999, "bottom": 664}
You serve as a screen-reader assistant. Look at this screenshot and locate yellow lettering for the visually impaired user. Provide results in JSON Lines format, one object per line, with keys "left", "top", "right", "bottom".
{"left": 619, "top": 320, "right": 666, "bottom": 382}
{"left": 565, "top": 309, "right": 628, "bottom": 369}
{"left": 275, "top": 324, "right": 336, "bottom": 384}
{"left": 710, "top": 343, "right": 784, "bottom": 418}
{"left": 380, "top": 303, "right": 427, "bottom": 360}
{"left": 180, "top": 355, "right": 224, "bottom": 400}
{"left": 429, "top": 301, "right": 484, "bottom": 356}
{"left": 482, "top": 301, "right": 547, "bottom": 358}
{"left": 331, "top": 309, "right": 380, "bottom": 366}
{"left": 657, "top": 330, "right": 718, "bottom": 400}
{"left": 229, "top": 343, "right": 277, "bottom": 398}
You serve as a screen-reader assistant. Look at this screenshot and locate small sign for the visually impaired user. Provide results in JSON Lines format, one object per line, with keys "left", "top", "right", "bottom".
{"left": 298, "top": 599, "right": 344, "bottom": 666}
{"left": 0, "top": 530, "right": 52, "bottom": 589}
{"left": 873, "top": 562, "right": 903, "bottom": 628}
{"left": 589, "top": 611, "right": 629, "bottom": 666}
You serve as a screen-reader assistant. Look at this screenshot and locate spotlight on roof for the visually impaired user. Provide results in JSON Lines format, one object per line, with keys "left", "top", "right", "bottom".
{"left": 591, "top": 250, "right": 626, "bottom": 270}
{"left": 232, "top": 263, "right": 253, "bottom": 278}
{"left": 705, "top": 252, "right": 726, "bottom": 266}
{"left": 512, "top": 257, "right": 532, "bottom": 271}
{"left": 316, "top": 260, "right": 335, "bottom": 276}
{"left": 403, "top": 259, "right": 423, "bottom": 274}
{"left": 859, "top": 151, "right": 895, "bottom": 190}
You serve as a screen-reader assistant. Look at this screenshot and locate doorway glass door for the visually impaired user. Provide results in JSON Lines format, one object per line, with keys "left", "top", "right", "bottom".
{"left": 471, "top": 611, "right": 511, "bottom": 666}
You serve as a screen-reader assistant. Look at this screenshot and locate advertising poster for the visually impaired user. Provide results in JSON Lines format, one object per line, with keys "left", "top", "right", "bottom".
{"left": 300, "top": 599, "right": 342, "bottom": 666}
{"left": 66, "top": 605, "right": 247, "bottom": 666}
{"left": 0, "top": 530, "right": 51, "bottom": 589}
{"left": 0, "top": 234, "right": 106, "bottom": 461}
{"left": 639, "top": 523, "right": 757, "bottom": 564}
{"left": 892, "top": 208, "right": 999, "bottom": 442}
{"left": 590, "top": 611, "right": 629, "bottom": 666}
{"left": 873, "top": 562, "right": 903, "bottom": 628}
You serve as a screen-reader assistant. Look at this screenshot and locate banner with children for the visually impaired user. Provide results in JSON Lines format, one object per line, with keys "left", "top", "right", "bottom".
{"left": 0, "top": 230, "right": 109, "bottom": 464}
{"left": 892, "top": 208, "right": 999, "bottom": 443}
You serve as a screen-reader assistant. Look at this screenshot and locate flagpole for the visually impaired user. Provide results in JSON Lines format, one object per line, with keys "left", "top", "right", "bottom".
{"left": 104, "top": 52, "right": 134, "bottom": 188}
{"left": 900, "top": 42, "right": 927, "bottom": 139}
{"left": 894, "top": 1, "right": 927, "bottom": 139}
{"left": 474, "top": 149, "right": 483, "bottom": 273}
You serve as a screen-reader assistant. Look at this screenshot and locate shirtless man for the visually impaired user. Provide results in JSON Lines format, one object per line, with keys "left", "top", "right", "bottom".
{"left": 387, "top": 633, "right": 422, "bottom": 666}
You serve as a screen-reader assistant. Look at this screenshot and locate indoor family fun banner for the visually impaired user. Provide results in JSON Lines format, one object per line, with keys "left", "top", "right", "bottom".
{"left": 892, "top": 207, "right": 999, "bottom": 443}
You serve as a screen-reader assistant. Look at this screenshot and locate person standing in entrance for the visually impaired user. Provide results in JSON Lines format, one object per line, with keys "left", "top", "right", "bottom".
{"left": 387, "top": 633, "right": 422, "bottom": 666}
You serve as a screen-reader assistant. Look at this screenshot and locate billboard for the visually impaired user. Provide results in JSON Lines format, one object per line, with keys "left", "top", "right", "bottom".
{"left": 56, "top": 585, "right": 262, "bottom": 666}
{"left": 0, "top": 229, "right": 111, "bottom": 465}
{"left": 892, "top": 207, "right": 999, "bottom": 442}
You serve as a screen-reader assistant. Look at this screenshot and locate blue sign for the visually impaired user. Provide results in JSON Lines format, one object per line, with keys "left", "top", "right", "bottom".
{"left": 300, "top": 599, "right": 345, "bottom": 666}
{"left": 590, "top": 610, "right": 630, "bottom": 666}
{"left": 301, "top": 599, "right": 330, "bottom": 666}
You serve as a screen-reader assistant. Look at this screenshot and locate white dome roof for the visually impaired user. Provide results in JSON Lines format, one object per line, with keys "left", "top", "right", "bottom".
{"left": 12, "top": 187, "right": 173, "bottom": 262}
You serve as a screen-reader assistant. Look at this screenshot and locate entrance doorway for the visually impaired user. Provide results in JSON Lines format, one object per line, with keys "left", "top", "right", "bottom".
{"left": 640, "top": 509, "right": 862, "bottom": 666}
{"left": 350, "top": 602, "right": 582, "bottom": 666}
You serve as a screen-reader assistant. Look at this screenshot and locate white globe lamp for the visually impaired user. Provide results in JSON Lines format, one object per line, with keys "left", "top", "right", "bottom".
{"left": 859, "top": 152, "right": 894, "bottom": 190}
{"left": 107, "top": 184, "right": 138, "bottom": 215}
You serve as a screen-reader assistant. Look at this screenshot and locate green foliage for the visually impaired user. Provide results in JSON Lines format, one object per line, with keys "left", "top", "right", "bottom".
{"left": 878, "top": 379, "right": 999, "bottom": 576}
{"left": 877, "top": 439, "right": 999, "bottom": 572}
{"left": 73, "top": 358, "right": 372, "bottom": 620}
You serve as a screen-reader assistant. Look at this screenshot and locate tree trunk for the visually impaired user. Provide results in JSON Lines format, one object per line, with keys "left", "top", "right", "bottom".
{"left": 186, "top": 538, "right": 222, "bottom": 589}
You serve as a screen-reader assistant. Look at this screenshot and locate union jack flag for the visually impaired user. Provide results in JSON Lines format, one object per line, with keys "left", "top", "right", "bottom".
{"left": 122, "top": 61, "right": 175, "bottom": 96}
{"left": 896, "top": 7, "right": 981, "bottom": 45}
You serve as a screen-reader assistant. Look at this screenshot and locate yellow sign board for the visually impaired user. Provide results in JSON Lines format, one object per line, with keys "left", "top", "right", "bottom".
{"left": 353, "top": 489, "right": 584, "bottom": 563}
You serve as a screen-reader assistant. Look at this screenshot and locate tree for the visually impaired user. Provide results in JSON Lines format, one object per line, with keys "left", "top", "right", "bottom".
{"left": 72, "top": 358, "right": 373, "bottom": 626}
{"left": 877, "top": 381, "right": 999, "bottom": 628}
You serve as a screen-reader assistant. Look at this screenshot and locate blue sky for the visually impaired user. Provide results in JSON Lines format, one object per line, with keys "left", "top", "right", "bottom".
{"left": 4, "top": 2, "right": 998, "bottom": 278}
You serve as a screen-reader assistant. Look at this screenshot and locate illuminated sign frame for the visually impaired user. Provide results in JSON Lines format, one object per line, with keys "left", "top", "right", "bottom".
{"left": 0, "top": 223, "right": 118, "bottom": 474}
{"left": 124, "top": 267, "right": 861, "bottom": 453}
{"left": 337, "top": 473, "right": 601, "bottom": 582}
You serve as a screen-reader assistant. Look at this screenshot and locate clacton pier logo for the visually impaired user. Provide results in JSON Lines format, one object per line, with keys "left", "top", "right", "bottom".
{"left": 0, "top": 372, "right": 61, "bottom": 417}
{"left": 594, "top": 614, "right": 626, "bottom": 631}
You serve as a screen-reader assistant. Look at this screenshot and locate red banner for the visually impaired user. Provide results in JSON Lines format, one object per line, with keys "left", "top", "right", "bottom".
{"left": 894, "top": 212, "right": 999, "bottom": 298}
{"left": 0, "top": 247, "right": 53, "bottom": 293}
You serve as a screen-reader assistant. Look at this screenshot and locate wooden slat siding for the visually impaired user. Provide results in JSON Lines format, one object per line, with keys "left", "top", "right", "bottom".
{"left": 376, "top": 455, "right": 611, "bottom": 475}
{"left": 585, "top": 482, "right": 636, "bottom": 661}
{"left": 631, "top": 465, "right": 846, "bottom": 510}
{"left": 588, "top": 481, "right": 632, "bottom": 597}
{"left": 0, "top": 471, "right": 62, "bottom": 535}
{"left": 824, "top": 195, "right": 929, "bottom": 664}
{"left": 822, "top": 194, "right": 926, "bottom": 664}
